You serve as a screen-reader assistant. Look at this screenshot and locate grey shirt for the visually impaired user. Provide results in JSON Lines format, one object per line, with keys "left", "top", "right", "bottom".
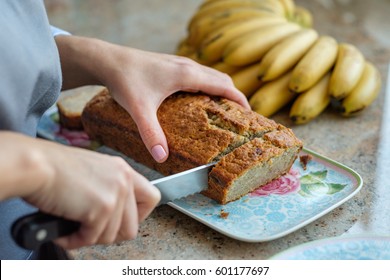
{"left": 0, "top": 0, "right": 63, "bottom": 259}
{"left": 0, "top": 0, "right": 62, "bottom": 136}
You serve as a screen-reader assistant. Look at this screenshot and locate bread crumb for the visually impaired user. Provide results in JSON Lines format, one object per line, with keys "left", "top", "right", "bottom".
{"left": 299, "top": 154, "right": 313, "bottom": 170}
{"left": 219, "top": 209, "right": 229, "bottom": 219}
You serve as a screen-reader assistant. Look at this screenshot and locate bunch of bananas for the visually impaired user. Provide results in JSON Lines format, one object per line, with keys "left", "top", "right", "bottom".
{"left": 176, "top": 0, "right": 382, "bottom": 124}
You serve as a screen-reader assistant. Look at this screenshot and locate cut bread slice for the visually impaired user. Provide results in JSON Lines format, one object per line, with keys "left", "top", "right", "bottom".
{"left": 57, "top": 86, "right": 106, "bottom": 129}
{"left": 205, "top": 130, "right": 301, "bottom": 204}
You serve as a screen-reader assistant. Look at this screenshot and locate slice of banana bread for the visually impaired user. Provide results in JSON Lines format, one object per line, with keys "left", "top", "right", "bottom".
{"left": 81, "top": 90, "right": 302, "bottom": 204}
{"left": 56, "top": 86, "right": 106, "bottom": 129}
{"left": 205, "top": 129, "right": 301, "bottom": 204}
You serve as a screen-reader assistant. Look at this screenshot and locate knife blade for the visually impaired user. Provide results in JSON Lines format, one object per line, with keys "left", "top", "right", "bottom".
{"left": 154, "top": 162, "right": 214, "bottom": 205}
{"left": 11, "top": 162, "right": 215, "bottom": 250}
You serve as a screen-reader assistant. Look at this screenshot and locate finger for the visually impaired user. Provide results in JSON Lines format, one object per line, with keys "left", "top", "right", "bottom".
{"left": 132, "top": 172, "right": 161, "bottom": 223}
{"left": 55, "top": 218, "right": 107, "bottom": 250}
{"left": 115, "top": 183, "right": 139, "bottom": 242}
{"left": 96, "top": 181, "right": 132, "bottom": 244}
{"left": 115, "top": 170, "right": 160, "bottom": 242}
{"left": 131, "top": 108, "right": 169, "bottom": 163}
{"left": 95, "top": 161, "right": 141, "bottom": 243}
{"left": 200, "top": 66, "right": 251, "bottom": 109}
{"left": 179, "top": 62, "right": 251, "bottom": 110}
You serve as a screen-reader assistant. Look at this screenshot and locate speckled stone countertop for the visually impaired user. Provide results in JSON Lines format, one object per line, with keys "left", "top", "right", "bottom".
{"left": 45, "top": 0, "right": 390, "bottom": 259}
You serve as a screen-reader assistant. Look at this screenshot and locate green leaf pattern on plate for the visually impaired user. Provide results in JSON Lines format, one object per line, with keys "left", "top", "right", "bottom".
{"left": 299, "top": 170, "right": 347, "bottom": 197}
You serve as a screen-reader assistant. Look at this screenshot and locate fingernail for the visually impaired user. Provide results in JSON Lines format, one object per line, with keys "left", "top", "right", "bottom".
{"left": 151, "top": 145, "right": 167, "bottom": 162}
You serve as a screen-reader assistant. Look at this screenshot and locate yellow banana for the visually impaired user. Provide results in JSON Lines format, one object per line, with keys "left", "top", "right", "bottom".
{"left": 289, "top": 35, "right": 338, "bottom": 93}
{"left": 188, "top": 8, "right": 276, "bottom": 49}
{"left": 189, "top": 0, "right": 285, "bottom": 30}
{"left": 340, "top": 62, "right": 382, "bottom": 117}
{"left": 201, "top": 0, "right": 284, "bottom": 8}
{"left": 278, "top": 0, "right": 296, "bottom": 19}
{"left": 249, "top": 72, "right": 297, "bottom": 117}
{"left": 328, "top": 43, "right": 365, "bottom": 100}
{"left": 291, "top": 6, "right": 313, "bottom": 28}
{"left": 258, "top": 28, "right": 318, "bottom": 82}
{"left": 211, "top": 61, "right": 243, "bottom": 75}
{"left": 223, "top": 21, "right": 301, "bottom": 66}
{"left": 231, "top": 63, "right": 264, "bottom": 97}
{"left": 199, "top": 0, "right": 285, "bottom": 14}
{"left": 199, "top": 16, "right": 287, "bottom": 63}
{"left": 289, "top": 73, "right": 331, "bottom": 124}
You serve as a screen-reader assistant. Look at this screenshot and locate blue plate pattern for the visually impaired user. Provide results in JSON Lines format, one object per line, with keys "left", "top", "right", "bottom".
{"left": 270, "top": 235, "right": 390, "bottom": 260}
{"left": 38, "top": 107, "right": 363, "bottom": 242}
{"left": 169, "top": 154, "right": 361, "bottom": 241}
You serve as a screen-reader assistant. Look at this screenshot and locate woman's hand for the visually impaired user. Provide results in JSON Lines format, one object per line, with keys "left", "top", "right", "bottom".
{"left": 100, "top": 47, "right": 251, "bottom": 163}
{"left": 0, "top": 132, "right": 160, "bottom": 249}
{"left": 55, "top": 36, "right": 250, "bottom": 163}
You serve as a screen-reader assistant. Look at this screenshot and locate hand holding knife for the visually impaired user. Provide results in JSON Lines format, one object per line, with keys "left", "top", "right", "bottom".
{"left": 11, "top": 162, "right": 214, "bottom": 250}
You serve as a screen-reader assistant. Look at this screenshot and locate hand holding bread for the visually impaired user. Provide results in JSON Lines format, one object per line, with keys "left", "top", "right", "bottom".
{"left": 55, "top": 36, "right": 249, "bottom": 163}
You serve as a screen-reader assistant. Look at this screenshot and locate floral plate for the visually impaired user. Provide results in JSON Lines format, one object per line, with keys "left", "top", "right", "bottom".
{"left": 269, "top": 235, "right": 390, "bottom": 259}
{"left": 38, "top": 107, "right": 363, "bottom": 242}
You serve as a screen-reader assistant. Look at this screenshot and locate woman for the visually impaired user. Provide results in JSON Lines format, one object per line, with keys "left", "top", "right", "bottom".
{"left": 0, "top": 0, "right": 249, "bottom": 259}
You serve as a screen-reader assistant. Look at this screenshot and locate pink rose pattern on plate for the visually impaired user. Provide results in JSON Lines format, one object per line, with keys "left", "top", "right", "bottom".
{"left": 250, "top": 167, "right": 348, "bottom": 198}
{"left": 250, "top": 168, "right": 301, "bottom": 197}
{"left": 55, "top": 127, "right": 92, "bottom": 148}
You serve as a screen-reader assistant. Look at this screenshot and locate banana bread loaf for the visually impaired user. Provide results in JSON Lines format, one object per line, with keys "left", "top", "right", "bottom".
{"left": 81, "top": 90, "right": 302, "bottom": 204}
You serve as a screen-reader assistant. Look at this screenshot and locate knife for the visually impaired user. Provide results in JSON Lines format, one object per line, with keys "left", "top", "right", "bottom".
{"left": 11, "top": 162, "right": 214, "bottom": 250}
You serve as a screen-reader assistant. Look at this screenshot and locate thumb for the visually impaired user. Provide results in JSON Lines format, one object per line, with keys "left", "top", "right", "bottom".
{"left": 133, "top": 112, "right": 169, "bottom": 163}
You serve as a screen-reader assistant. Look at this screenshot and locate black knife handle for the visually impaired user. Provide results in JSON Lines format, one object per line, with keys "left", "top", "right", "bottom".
{"left": 11, "top": 212, "right": 80, "bottom": 250}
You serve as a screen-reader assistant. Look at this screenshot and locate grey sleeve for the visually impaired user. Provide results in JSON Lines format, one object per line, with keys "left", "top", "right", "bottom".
{"left": 50, "top": 25, "right": 71, "bottom": 37}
